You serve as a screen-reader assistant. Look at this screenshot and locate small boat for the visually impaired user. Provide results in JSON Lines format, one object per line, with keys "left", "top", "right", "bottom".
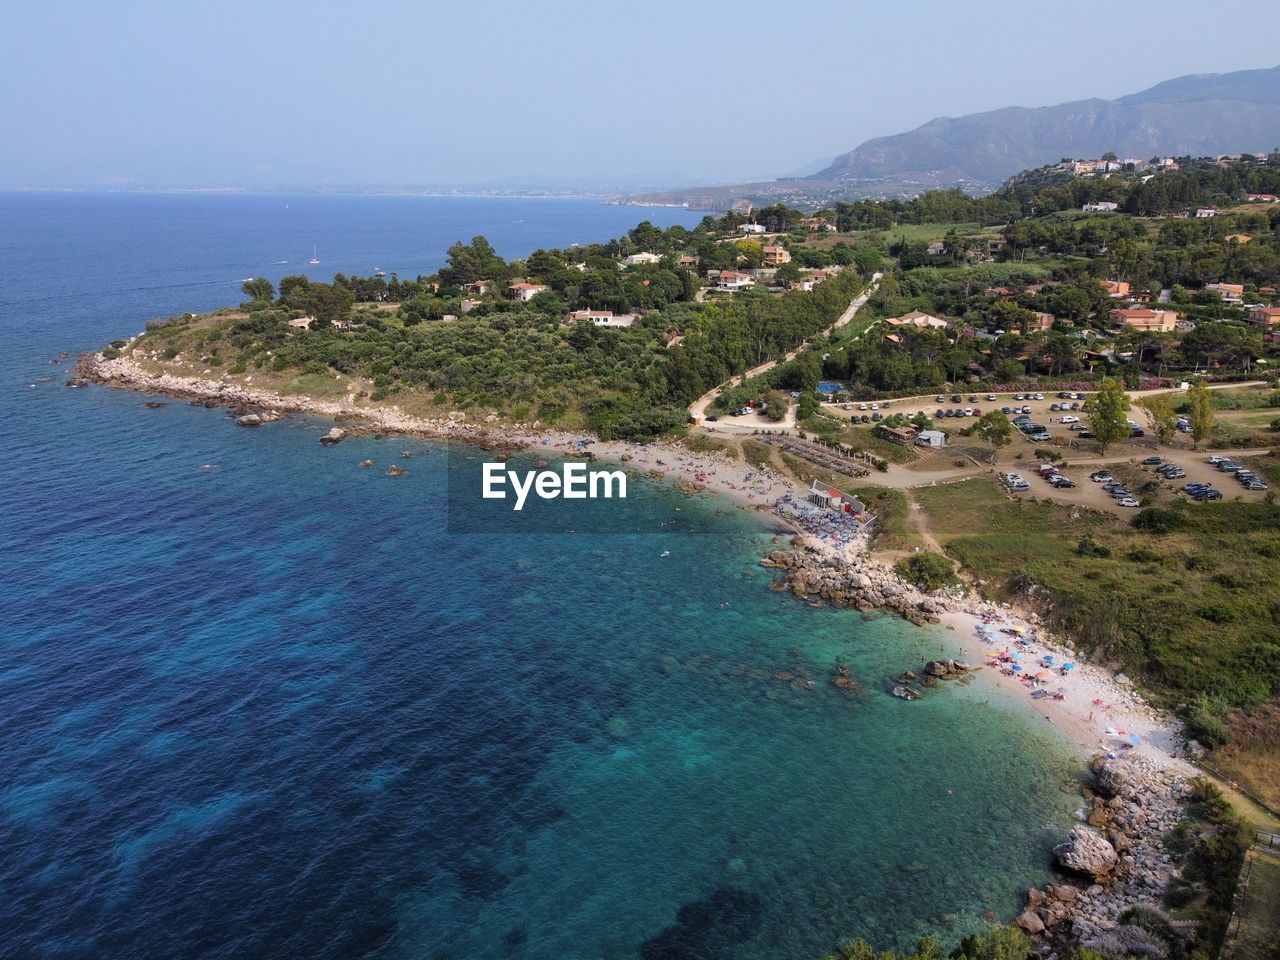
{"left": 374, "top": 267, "right": 387, "bottom": 278}
{"left": 660, "top": 550, "right": 670, "bottom": 557}
{"left": 309, "top": 244, "right": 320, "bottom": 265}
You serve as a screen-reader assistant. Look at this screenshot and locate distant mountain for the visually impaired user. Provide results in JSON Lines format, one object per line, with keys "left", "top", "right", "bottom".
{"left": 620, "top": 66, "right": 1280, "bottom": 210}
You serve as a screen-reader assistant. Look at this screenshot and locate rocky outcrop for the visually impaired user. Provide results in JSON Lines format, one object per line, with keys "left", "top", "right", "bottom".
{"left": 1019, "top": 756, "right": 1190, "bottom": 949}
{"left": 1054, "top": 826, "right": 1118, "bottom": 879}
{"left": 237, "top": 413, "right": 265, "bottom": 427}
{"left": 760, "top": 549, "right": 953, "bottom": 625}
{"left": 320, "top": 427, "right": 346, "bottom": 446}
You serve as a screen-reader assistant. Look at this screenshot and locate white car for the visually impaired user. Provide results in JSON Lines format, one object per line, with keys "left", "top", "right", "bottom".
{"left": 858, "top": 403, "right": 868, "bottom": 410}
{"left": 1060, "top": 415, "right": 1079, "bottom": 424}
{"left": 1117, "top": 497, "right": 1140, "bottom": 508}
{"left": 964, "top": 407, "right": 974, "bottom": 417}
{"left": 870, "top": 403, "right": 879, "bottom": 410}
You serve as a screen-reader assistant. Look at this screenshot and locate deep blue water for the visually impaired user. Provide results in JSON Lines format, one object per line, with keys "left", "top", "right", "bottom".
{"left": 0, "top": 194, "right": 1079, "bottom": 960}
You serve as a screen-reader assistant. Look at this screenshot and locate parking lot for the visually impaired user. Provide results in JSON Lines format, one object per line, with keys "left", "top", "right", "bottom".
{"left": 1000, "top": 452, "right": 1271, "bottom": 513}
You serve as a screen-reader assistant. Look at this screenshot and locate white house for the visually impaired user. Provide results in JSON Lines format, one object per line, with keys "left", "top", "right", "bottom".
{"left": 623, "top": 252, "right": 663, "bottom": 266}
{"left": 717, "top": 270, "right": 755, "bottom": 292}
{"left": 738, "top": 223, "right": 767, "bottom": 235}
{"left": 1195, "top": 208, "right": 1218, "bottom": 218}
{"left": 565, "top": 309, "right": 637, "bottom": 328}
{"left": 508, "top": 282, "right": 549, "bottom": 302}
{"left": 1082, "top": 201, "right": 1119, "bottom": 212}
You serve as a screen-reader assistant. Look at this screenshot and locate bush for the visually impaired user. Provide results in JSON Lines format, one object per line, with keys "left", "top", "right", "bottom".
{"left": 1184, "top": 554, "right": 1216, "bottom": 571}
{"left": 1133, "top": 507, "right": 1185, "bottom": 534}
{"left": 102, "top": 347, "right": 120, "bottom": 360}
{"left": 1075, "top": 536, "right": 1111, "bottom": 558}
{"left": 1126, "top": 547, "right": 1162, "bottom": 563}
{"left": 894, "top": 552, "right": 958, "bottom": 591}
{"left": 1198, "top": 602, "right": 1236, "bottom": 624}
{"left": 1182, "top": 695, "right": 1231, "bottom": 747}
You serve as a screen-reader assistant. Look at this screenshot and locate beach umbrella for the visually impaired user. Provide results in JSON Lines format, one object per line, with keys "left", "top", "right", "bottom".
{"left": 1043, "top": 655, "right": 1055, "bottom": 662}
{"left": 1011, "top": 665, "right": 1023, "bottom": 672}
{"left": 1128, "top": 733, "right": 1142, "bottom": 746}
{"left": 1010, "top": 652, "right": 1022, "bottom": 659}
{"left": 1036, "top": 670, "right": 1050, "bottom": 679}
{"left": 1063, "top": 663, "right": 1075, "bottom": 671}
{"left": 1057, "top": 687, "right": 1069, "bottom": 695}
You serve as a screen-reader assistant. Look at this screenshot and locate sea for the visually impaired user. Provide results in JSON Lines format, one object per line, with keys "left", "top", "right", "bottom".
{"left": 0, "top": 193, "right": 1081, "bottom": 960}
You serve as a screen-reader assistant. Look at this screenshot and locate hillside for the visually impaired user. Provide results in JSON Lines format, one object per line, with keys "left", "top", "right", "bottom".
{"left": 621, "top": 66, "right": 1280, "bottom": 210}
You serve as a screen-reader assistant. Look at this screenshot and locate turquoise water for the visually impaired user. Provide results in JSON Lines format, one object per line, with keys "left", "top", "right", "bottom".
{"left": 0, "top": 194, "right": 1080, "bottom": 959}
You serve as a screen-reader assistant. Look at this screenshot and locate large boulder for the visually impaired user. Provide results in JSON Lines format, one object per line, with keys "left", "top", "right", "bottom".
{"left": 1053, "top": 826, "right": 1118, "bottom": 879}
{"left": 1096, "top": 761, "right": 1142, "bottom": 799}
{"left": 320, "top": 426, "right": 347, "bottom": 446}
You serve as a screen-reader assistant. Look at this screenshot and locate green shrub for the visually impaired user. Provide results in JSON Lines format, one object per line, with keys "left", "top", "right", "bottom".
{"left": 102, "top": 347, "right": 120, "bottom": 360}
{"left": 1198, "top": 603, "right": 1236, "bottom": 624}
{"left": 1075, "top": 536, "right": 1111, "bottom": 558}
{"left": 1126, "top": 547, "right": 1161, "bottom": 563}
{"left": 1184, "top": 554, "right": 1217, "bottom": 571}
{"left": 1133, "top": 507, "right": 1185, "bottom": 534}
{"left": 227, "top": 362, "right": 246, "bottom": 375}
{"left": 894, "top": 552, "right": 958, "bottom": 591}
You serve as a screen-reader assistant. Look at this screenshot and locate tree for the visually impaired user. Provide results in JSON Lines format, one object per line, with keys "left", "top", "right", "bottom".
{"left": 1136, "top": 393, "right": 1177, "bottom": 450}
{"left": 761, "top": 389, "right": 788, "bottom": 422}
{"left": 1187, "top": 378, "right": 1215, "bottom": 450}
{"left": 1089, "top": 378, "right": 1132, "bottom": 455}
{"left": 241, "top": 277, "right": 274, "bottom": 302}
{"left": 975, "top": 410, "right": 1013, "bottom": 463}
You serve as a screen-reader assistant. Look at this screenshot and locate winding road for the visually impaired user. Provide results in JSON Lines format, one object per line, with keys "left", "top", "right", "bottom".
{"left": 688, "top": 272, "right": 882, "bottom": 431}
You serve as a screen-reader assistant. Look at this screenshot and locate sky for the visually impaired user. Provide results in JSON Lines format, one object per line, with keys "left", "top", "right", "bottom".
{"left": 2, "top": 0, "right": 1277, "bottom": 192}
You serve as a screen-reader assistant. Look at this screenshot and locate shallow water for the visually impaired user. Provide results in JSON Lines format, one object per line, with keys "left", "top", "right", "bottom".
{"left": 0, "top": 194, "right": 1080, "bottom": 960}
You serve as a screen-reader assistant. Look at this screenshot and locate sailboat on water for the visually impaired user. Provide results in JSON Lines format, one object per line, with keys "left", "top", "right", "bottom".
{"left": 309, "top": 244, "right": 320, "bottom": 265}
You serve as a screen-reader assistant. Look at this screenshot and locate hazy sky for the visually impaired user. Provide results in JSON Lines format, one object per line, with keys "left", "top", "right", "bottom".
{"left": 2, "top": 0, "right": 1277, "bottom": 190}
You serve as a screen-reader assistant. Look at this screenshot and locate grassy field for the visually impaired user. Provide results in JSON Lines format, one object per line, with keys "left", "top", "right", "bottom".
{"left": 1227, "top": 847, "right": 1280, "bottom": 960}
{"left": 798, "top": 414, "right": 919, "bottom": 464}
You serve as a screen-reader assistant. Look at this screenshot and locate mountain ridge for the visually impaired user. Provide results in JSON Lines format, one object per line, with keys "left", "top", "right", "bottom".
{"left": 619, "top": 65, "right": 1280, "bottom": 210}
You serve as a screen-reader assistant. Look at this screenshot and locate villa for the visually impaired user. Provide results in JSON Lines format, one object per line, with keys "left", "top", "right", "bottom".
{"left": 717, "top": 271, "right": 756, "bottom": 292}
{"left": 565, "top": 309, "right": 637, "bottom": 328}
{"left": 1111, "top": 308, "right": 1179, "bottom": 332}
{"left": 509, "top": 282, "right": 549, "bottom": 302}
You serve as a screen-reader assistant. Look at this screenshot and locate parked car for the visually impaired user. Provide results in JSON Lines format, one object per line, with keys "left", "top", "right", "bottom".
{"left": 1001, "top": 406, "right": 1012, "bottom": 414}
{"left": 951, "top": 394, "right": 962, "bottom": 403}
{"left": 1141, "top": 456, "right": 1162, "bottom": 466}
{"left": 1246, "top": 480, "right": 1269, "bottom": 491}
{"left": 1013, "top": 393, "right": 1025, "bottom": 401}
{"left": 936, "top": 395, "right": 946, "bottom": 403}
{"left": 1117, "top": 498, "right": 1140, "bottom": 508}
{"left": 1194, "top": 489, "right": 1223, "bottom": 501}
{"left": 1060, "top": 415, "right": 1079, "bottom": 424}
{"left": 1208, "top": 456, "right": 1226, "bottom": 464}
{"left": 1217, "top": 461, "right": 1241, "bottom": 472}
{"left": 1051, "top": 477, "right": 1076, "bottom": 488}
{"left": 1162, "top": 469, "right": 1186, "bottom": 479}
{"left": 705, "top": 415, "right": 719, "bottom": 422}
{"left": 935, "top": 409, "right": 945, "bottom": 418}
{"left": 1070, "top": 402, "right": 1081, "bottom": 411}
{"left": 1078, "top": 430, "right": 1095, "bottom": 438}
{"left": 1021, "top": 405, "right": 1032, "bottom": 414}
{"left": 1030, "top": 432, "right": 1052, "bottom": 442}
{"left": 860, "top": 415, "right": 871, "bottom": 423}
{"left": 1090, "top": 471, "right": 1113, "bottom": 482}
{"left": 871, "top": 412, "right": 882, "bottom": 421}
{"left": 986, "top": 394, "right": 997, "bottom": 402}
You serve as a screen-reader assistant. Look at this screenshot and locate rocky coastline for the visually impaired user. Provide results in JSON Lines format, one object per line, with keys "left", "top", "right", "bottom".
{"left": 76, "top": 348, "right": 1208, "bottom": 956}
{"left": 1021, "top": 754, "right": 1194, "bottom": 954}
{"left": 760, "top": 548, "right": 955, "bottom": 626}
